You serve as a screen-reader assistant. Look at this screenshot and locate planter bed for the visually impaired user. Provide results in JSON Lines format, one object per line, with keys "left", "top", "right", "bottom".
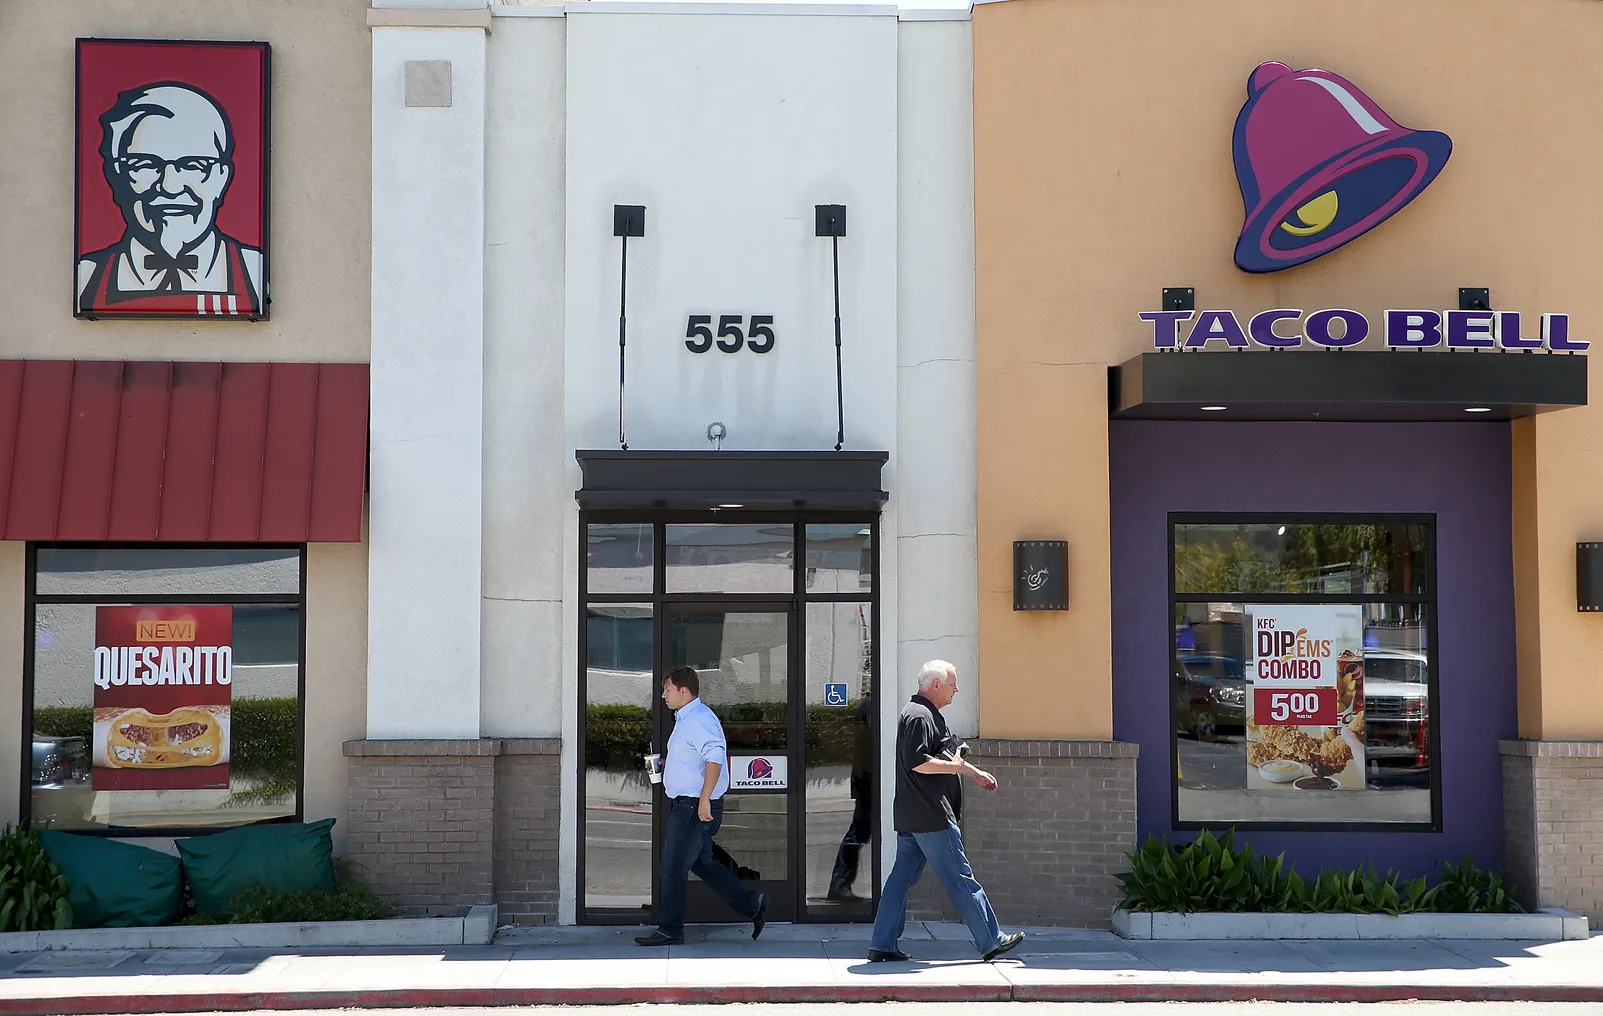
{"left": 0, "top": 904, "right": 498, "bottom": 952}
{"left": 1113, "top": 907, "right": 1588, "bottom": 941}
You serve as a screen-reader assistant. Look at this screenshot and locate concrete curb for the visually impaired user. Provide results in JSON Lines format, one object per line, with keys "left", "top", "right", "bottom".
{"left": 2, "top": 981, "right": 1603, "bottom": 1012}
{"left": 0, "top": 905, "right": 499, "bottom": 953}
{"left": 1112, "top": 907, "right": 1589, "bottom": 941}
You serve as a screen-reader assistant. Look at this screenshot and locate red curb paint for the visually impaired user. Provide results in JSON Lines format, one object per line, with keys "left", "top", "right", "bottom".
{"left": 1, "top": 982, "right": 1601, "bottom": 1013}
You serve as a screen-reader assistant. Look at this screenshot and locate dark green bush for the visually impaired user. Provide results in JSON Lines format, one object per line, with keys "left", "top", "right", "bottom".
{"left": 180, "top": 861, "right": 397, "bottom": 925}
{"left": 584, "top": 702, "right": 861, "bottom": 771}
{"left": 0, "top": 823, "right": 73, "bottom": 931}
{"left": 1115, "top": 829, "right": 1521, "bottom": 915}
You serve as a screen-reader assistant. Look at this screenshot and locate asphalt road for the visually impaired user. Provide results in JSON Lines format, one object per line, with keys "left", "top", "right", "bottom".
{"left": 134, "top": 1003, "right": 1603, "bottom": 1016}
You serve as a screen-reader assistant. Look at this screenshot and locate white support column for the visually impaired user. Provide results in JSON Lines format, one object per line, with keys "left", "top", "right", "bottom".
{"left": 367, "top": 12, "right": 489, "bottom": 739}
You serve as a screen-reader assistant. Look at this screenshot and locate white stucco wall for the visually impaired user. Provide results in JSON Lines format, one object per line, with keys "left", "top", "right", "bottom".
{"left": 368, "top": 24, "right": 489, "bottom": 739}
{"left": 895, "top": 16, "right": 978, "bottom": 738}
{"left": 482, "top": 10, "right": 569, "bottom": 741}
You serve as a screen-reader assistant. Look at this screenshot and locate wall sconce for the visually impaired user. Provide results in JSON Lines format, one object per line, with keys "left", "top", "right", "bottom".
{"left": 1014, "top": 541, "right": 1068, "bottom": 611}
{"left": 1579, "top": 543, "right": 1603, "bottom": 612}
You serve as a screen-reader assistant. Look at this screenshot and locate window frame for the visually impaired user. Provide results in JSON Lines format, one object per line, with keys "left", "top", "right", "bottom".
{"left": 1167, "top": 513, "right": 1442, "bottom": 834}
{"left": 22, "top": 541, "right": 309, "bottom": 837}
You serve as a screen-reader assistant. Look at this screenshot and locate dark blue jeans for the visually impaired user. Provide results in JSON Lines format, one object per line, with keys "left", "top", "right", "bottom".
{"left": 657, "top": 796, "right": 762, "bottom": 937}
{"left": 870, "top": 824, "right": 1004, "bottom": 955}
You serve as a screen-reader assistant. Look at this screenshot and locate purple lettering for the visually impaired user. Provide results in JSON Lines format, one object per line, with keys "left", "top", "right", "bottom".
{"left": 1306, "top": 309, "right": 1368, "bottom": 347}
{"left": 1544, "top": 313, "right": 1587, "bottom": 351}
{"left": 1249, "top": 309, "right": 1303, "bottom": 348}
{"left": 1384, "top": 309, "right": 1442, "bottom": 347}
{"left": 1495, "top": 311, "right": 1543, "bottom": 350}
{"left": 1184, "top": 310, "right": 1249, "bottom": 349}
{"left": 1446, "top": 309, "right": 1496, "bottom": 348}
{"left": 1140, "top": 311, "right": 1194, "bottom": 349}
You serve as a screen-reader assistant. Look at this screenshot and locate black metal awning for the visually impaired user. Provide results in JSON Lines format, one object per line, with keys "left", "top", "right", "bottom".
{"left": 575, "top": 449, "right": 889, "bottom": 511}
{"left": 1110, "top": 350, "right": 1587, "bottom": 422}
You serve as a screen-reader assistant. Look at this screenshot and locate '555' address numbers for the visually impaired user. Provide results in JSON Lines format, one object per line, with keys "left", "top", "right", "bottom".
{"left": 686, "top": 314, "right": 775, "bottom": 354}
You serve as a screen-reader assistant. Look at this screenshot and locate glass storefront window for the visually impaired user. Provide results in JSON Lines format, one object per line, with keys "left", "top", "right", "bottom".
{"left": 587, "top": 524, "right": 654, "bottom": 594}
{"left": 805, "top": 524, "right": 873, "bottom": 593}
{"left": 1174, "top": 522, "right": 1428, "bottom": 596}
{"left": 664, "top": 524, "right": 794, "bottom": 594}
{"left": 804, "top": 601, "right": 874, "bottom": 916}
{"left": 1171, "top": 519, "right": 1435, "bottom": 828}
{"left": 27, "top": 546, "right": 304, "bottom": 834}
{"left": 583, "top": 603, "right": 655, "bottom": 913}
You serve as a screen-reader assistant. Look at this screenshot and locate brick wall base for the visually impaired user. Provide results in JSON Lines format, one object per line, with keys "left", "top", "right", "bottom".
{"left": 343, "top": 738, "right": 562, "bottom": 921}
{"left": 495, "top": 739, "right": 562, "bottom": 924}
{"left": 906, "top": 740, "right": 1139, "bottom": 929}
{"left": 1501, "top": 739, "right": 1603, "bottom": 921}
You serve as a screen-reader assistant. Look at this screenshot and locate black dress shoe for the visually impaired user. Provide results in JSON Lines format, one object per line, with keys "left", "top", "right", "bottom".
{"left": 826, "top": 887, "right": 867, "bottom": 903}
{"left": 635, "top": 930, "right": 684, "bottom": 947}
{"left": 751, "top": 892, "right": 769, "bottom": 940}
{"left": 867, "top": 948, "right": 909, "bottom": 962}
{"left": 982, "top": 931, "right": 1025, "bottom": 962}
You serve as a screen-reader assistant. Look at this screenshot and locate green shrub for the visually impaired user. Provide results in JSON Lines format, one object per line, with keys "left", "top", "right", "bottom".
{"left": 183, "top": 861, "right": 398, "bottom": 925}
{"left": 1431, "top": 857, "right": 1523, "bottom": 914}
{"left": 0, "top": 823, "right": 73, "bottom": 931}
{"left": 583, "top": 701, "right": 861, "bottom": 771}
{"left": 1115, "top": 829, "right": 1520, "bottom": 916}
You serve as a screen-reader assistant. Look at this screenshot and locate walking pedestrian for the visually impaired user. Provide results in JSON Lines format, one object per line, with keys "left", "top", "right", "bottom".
{"left": 635, "top": 666, "right": 768, "bottom": 947}
{"left": 868, "top": 660, "right": 1024, "bottom": 963}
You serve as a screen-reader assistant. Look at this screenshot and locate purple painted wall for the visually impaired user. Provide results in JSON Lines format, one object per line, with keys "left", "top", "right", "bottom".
{"left": 1109, "top": 421, "right": 1515, "bottom": 876}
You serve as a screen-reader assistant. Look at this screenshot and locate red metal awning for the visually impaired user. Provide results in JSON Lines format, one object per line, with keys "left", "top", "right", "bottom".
{"left": 0, "top": 360, "right": 369, "bottom": 542}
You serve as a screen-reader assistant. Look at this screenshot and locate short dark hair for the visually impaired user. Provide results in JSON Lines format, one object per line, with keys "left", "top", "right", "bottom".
{"left": 663, "top": 666, "right": 699, "bottom": 697}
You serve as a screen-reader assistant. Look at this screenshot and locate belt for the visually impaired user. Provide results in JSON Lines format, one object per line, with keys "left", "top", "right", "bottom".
{"left": 672, "top": 795, "right": 722, "bottom": 804}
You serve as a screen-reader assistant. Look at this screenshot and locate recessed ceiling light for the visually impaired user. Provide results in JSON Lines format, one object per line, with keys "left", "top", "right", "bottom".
{"left": 1464, "top": 407, "right": 1492, "bottom": 414}
{"left": 1277, "top": 526, "right": 1286, "bottom": 536}
{"left": 718, "top": 503, "right": 745, "bottom": 509}
{"left": 1201, "top": 406, "right": 1228, "bottom": 412}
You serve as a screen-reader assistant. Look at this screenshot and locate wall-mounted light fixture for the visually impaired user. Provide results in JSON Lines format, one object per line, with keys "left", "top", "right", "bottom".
{"left": 1459, "top": 287, "right": 1490, "bottom": 311}
{"left": 1014, "top": 540, "right": 1068, "bottom": 611}
{"left": 1162, "top": 287, "right": 1195, "bottom": 312}
{"left": 1579, "top": 542, "right": 1603, "bottom": 612}
{"left": 612, "top": 204, "right": 646, "bottom": 450}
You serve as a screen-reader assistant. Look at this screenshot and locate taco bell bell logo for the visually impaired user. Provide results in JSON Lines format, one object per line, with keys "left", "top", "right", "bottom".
{"left": 747, "top": 758, "right": 774, "bottom": 780}
{"left": 1232, "top": 62, "right": 1452, "bottom": 273}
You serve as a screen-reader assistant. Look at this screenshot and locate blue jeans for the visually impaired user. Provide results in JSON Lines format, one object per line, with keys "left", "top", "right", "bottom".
{"left": 870, "top": 824, "right": 1004, "bottom": 955}
{"left": 657, "top": 797, "right": 762, "bottom": 937}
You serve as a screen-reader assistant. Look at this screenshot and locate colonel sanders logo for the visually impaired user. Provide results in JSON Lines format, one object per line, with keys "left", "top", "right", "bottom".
{"left": 75, "top": 40, "right": 270, "bottom": 319}
{"left": 747, "top": 758, "right": 775, "bottom": 780}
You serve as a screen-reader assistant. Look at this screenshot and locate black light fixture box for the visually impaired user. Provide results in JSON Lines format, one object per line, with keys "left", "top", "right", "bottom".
{"left": 1580, "top": 542, "right": 1603, "bottom": 612}
{"left": 1014, "top": 540, "right": 1068, "bottom": 611}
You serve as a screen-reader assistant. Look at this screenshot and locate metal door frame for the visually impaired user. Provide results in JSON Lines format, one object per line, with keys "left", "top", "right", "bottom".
{"left": 577, "top": 512, "right": 880, "bottom": 926}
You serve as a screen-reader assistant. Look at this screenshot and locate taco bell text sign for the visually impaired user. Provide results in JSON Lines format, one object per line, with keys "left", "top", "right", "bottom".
{"left": 1141, "top": 308, "right": 1585, "bottom": 352}
{"left": 75, "top": 39, "right": 270, "bottom": 319}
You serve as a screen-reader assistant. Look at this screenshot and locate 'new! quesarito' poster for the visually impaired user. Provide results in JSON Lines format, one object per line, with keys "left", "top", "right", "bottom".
{"left": 92, "top": 606, "right": 233, "bottom": 791}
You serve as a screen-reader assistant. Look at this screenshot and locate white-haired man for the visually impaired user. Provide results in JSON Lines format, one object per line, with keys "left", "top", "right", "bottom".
{"left": 868, "top": 660, "right": 1024, "bottom": 963}
{"left": 77, "top": 83, "right": 264, "bottom": 316}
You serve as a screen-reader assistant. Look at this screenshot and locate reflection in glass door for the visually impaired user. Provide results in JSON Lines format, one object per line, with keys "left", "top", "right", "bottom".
{"left": 666, "top": 608, "right": 795, "bottom": 924}
{"left": 579, "top": 517, "right": 878, "bottom": 925}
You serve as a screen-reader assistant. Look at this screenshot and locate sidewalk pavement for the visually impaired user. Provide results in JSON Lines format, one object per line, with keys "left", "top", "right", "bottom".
{"left": 1, "top": 921, "right": 1601, "bottom": 1013}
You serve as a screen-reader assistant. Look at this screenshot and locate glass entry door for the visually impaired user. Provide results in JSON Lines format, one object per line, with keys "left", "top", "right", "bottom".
{"left": 580, "top": 517, "right": 878, "bottom": 926}
{"left": 662, "top": 607, "right": 796, "bottom": 923}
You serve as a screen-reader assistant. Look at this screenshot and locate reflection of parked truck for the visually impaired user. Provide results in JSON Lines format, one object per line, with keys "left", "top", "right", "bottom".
{"left": 1360, "top": 649, "right": 1430, "bottom": 776}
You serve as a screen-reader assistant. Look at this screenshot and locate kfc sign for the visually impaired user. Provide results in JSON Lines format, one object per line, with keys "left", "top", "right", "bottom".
{"left": 75, "top": 39, "right": 270, "bottom": 320}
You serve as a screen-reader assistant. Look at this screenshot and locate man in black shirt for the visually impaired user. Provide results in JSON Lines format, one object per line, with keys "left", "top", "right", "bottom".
{"left": 868, "top": 660, "right": 1024, "bottom": 963}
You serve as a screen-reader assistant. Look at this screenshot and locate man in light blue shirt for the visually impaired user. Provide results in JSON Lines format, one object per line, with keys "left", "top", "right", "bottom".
{"left": 635, "top": 666, "right": 768, "bottom": 946}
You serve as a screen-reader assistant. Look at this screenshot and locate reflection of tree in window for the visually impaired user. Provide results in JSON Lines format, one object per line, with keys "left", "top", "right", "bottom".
{"left": 1174, "top": 523, "right": 1425, "bottom": 595}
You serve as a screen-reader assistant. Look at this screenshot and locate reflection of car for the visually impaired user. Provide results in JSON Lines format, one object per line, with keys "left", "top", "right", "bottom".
{"left": 1361, "top": 649, "right": 1430, "bottom": 775}
{"left": 1173, "top": 654, "right": 1246, "bottom": 740}
{"left": 31, "top": 735, "right": 89, "bottom": 788}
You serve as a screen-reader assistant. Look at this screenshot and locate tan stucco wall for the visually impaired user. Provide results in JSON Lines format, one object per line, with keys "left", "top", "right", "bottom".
{"left": 304, "top": 528, "right": 369, "bottom": 855}
{"left": 973, "top": 0, "right": 1603, "bottom": 739}
{"left": 0, "top": 545, "right": 24, "bottom": 826}
{"left": 0, "top": 0, "right": 370, "bottom": 362}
